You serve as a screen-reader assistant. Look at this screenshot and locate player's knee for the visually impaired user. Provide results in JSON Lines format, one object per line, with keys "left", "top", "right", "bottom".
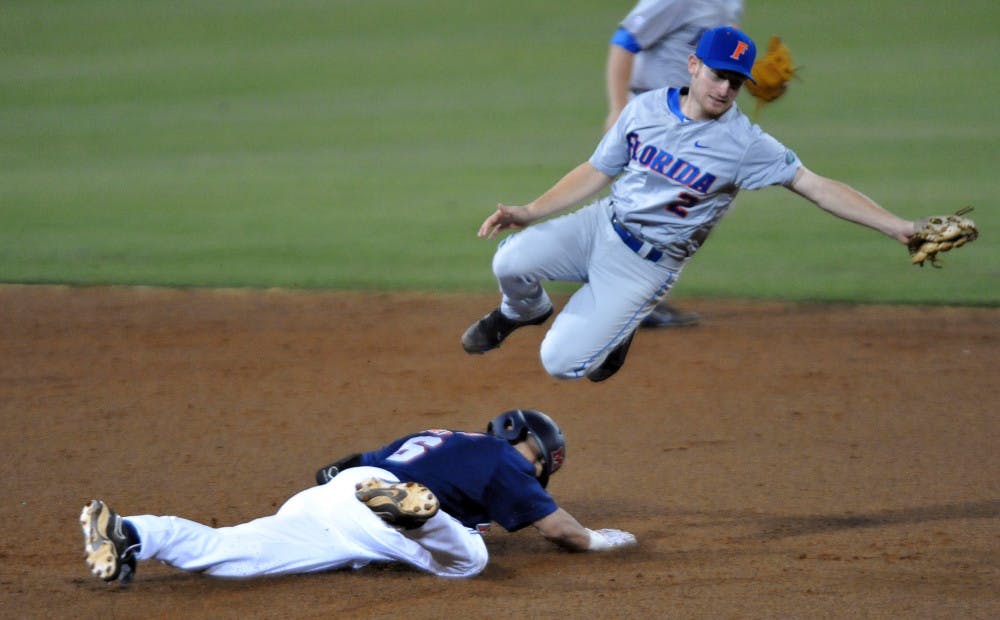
{"left": 444, "top": 535, "right": 489, "bottom": 578}
{"left": 491, "top": 237, "right": 544, "bottom": 281}
{"left": 539, "top": 341, "right": 583, "bottom": 380}
{"left": 465, "top": 541, "right": 489, "bottom": 577}
{"left": 491, "top": 246, "right": 521, "bottom": 280}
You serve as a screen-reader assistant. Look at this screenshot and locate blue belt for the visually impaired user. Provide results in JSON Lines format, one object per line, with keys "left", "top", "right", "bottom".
{"left": 611, "top": 215, "right": 662, "bottom": 262}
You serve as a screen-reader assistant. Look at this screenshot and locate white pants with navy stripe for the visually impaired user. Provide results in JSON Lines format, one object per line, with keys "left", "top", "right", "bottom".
{"left": 126, "top": 466, "right": 488, "bottom": 579}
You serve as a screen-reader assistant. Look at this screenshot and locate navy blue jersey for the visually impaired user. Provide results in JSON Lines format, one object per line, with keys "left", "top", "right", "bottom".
{"left": 360, "top": 430, "right": 558, "bottom": 531}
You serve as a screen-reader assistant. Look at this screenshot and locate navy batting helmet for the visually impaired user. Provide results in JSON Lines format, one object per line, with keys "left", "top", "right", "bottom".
{"left": 486, "top": 409, "right": 565, "bottom": 488}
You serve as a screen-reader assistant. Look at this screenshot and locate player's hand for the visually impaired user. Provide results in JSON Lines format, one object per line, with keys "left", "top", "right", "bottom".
{"left": 899, "top": 222, "right": 919, "bottom": 245}
{"left": 478, "top": 203, "right": 534, "bottom": 239}
{"left": 587, "top": 527, "right": 637, "bottom": 550}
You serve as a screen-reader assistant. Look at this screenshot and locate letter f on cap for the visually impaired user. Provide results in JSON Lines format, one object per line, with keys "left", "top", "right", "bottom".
{"left": 695, "top": 26, "right": 757, "bottom": 82}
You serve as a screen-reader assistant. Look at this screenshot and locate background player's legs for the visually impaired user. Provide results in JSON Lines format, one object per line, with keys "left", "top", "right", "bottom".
{"left": 641, "top": 300, "right": 701, "bottom": 328}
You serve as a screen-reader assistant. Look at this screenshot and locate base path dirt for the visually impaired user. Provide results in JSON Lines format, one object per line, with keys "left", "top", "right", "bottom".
{"left": 2, "top": 285, "right": 997, "bottom": 619}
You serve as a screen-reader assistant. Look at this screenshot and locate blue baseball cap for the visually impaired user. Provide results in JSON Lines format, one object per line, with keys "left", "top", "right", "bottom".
{"left": 695, "top": 26, "right": 757, "bottom": 83}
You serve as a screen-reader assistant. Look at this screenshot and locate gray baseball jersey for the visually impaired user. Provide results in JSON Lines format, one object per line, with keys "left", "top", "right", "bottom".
{"left": 591, "top": 87, "right": 801, "bottom": 263}
{"left": 618, "top": 0, "right": 744, "bottom": 92}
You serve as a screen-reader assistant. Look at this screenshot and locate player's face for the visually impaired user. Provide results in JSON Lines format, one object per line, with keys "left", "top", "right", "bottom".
{"left": 519, "top": 437, "right": 545, "bottom": 478}
{"left": 687, "top": 59, "right": 744, "bottom": 119}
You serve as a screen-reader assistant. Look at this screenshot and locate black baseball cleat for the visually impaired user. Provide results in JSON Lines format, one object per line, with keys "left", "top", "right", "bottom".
{"left": 640, "top": 303, "right": 700, "bottom": 329}
{"left": 587, "top": 331, "right": 636, "bottom": 383}
{"left": 355, "top": 478, "right": 440, "bottom": 529}
{"left": 461, "top": 306, "right": 553, "bottom": 354}
{"left": 80, "top": 499, "right": 140, "bottom": 584}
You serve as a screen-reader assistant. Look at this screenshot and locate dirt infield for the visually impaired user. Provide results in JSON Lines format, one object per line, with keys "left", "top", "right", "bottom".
{"left": 2, "top": 285, "right": 997, "bottom": 619}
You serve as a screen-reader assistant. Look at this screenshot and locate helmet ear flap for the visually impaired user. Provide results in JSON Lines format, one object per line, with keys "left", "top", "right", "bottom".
{"left": 498, "top": 415, "right": 520, "bottom": 436}
{"left": 486, "top": 409, "right": 565, "bottom": 488}
{"left": 486, "top": 410, "right": 528, "bottom": 443}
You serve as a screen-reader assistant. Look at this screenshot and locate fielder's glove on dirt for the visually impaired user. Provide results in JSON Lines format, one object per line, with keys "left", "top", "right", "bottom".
{"left": 908, "top": 206, "right": 979, "bottom": 267}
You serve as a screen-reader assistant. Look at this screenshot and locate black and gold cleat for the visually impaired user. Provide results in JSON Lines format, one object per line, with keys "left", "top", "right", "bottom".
{"left": 354, "top": 478, "right": 439, "bottom": 529}
{"left": 80, "top": 499, "right": 138, "bottom": 584}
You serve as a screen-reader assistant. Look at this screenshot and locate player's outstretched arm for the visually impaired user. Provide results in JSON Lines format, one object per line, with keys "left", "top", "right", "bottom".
{"left": 532, "top": 507, "right": 636, "bottom": 552}
{"left": 788, "top": 166, "right": 916, "bottom": 243}
{"left": 478, "top": 163, "right": 614, "bottom": 239}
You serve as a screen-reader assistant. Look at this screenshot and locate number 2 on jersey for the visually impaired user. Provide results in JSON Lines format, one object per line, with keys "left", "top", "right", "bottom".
{"left": 666, "top": 192, "right": 699, "bottom": 217}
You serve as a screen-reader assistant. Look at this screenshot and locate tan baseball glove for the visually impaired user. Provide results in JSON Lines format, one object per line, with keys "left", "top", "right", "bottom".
{"left": 745, "top": 36, "right": 797, "bottom": 107}
{"left": 908, "top": 206, "right": 979, "bottom": 267}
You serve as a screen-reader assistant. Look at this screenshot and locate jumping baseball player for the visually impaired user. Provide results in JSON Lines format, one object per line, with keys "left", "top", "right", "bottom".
{"left": 80, "top": 409, "right": 636, "bottom": 585}
{"left": 604, "top": 0, "right": 745, "bottom": 328}
{"left": 461, "top": 26, "right": 920, "bottom": 382}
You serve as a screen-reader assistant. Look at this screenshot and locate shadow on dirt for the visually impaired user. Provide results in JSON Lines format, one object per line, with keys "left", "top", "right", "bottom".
{"left": 749, "top": 499, "right": 1000, "bottom": 540}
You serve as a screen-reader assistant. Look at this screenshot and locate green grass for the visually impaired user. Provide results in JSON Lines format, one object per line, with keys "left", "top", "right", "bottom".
{"left": 2, "top": 0, "right": 997, "bottom": 304}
